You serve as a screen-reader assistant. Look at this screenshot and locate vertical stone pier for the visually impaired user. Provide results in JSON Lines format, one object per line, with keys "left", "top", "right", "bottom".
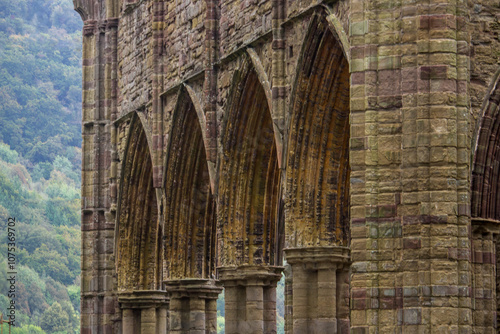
{"left": 284, "top": 247, "right": 350, "bottom": 334}
{"left": 218, "top": 266, "right": 283, "bottom": 334}
{"left": 165, "top": 279, "right": 222, "bottom": 334}
{"left": 471, "top": 219, "right": 500, "bottom": 332}
{"left": 118, "top": 291, "right": 169, "bottom": 334}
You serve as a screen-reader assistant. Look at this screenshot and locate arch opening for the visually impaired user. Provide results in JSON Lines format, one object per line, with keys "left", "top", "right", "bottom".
{"left": 286, "top": 18, "right": 350, "bottom": 249}
{"left": 472, "top": 76, "right": 500, "bottom": 220}
{"left": 283, "top": 15, "right": 351, "bottom": 334}
{"left": 217, "top": 64, "right": 282, "bottom": 334}
{"left": 116, "top": 116, "right": 161, "bottom": 291}
{"left": 219, "top": 68, "right": 280, "bottom": 267}
{"left": 164, "top": 92, "right": 216, "bottom": 280}
{"left": 471, "top": 72, "right": 500, "bottom": 332}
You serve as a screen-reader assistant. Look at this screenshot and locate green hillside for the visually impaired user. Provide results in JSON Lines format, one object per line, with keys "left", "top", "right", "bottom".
{"left": 0, "top": 0, "right": 83, "bottom": 333}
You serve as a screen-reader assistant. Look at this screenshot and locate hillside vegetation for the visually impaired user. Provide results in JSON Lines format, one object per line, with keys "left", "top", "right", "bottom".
{"left": 0, "top": 0, "right": 83, "bottom": 333}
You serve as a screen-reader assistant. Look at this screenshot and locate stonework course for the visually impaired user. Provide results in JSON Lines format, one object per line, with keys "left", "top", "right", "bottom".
{"left": 74, "top": 0, "right": 500, "bottom": 332}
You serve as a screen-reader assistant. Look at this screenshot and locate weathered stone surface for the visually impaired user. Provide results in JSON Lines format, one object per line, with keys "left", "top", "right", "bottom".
{"left": 75, "top": 0, "right": 500, "bottom": 332}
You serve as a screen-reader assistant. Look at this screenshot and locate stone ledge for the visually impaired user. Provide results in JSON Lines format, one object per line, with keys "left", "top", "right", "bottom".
{"left": 471, "top": 218, "right": 500, "bottom": 235}
{"left": 117, "top": 290, "right": 169, "bottom": 309}
{"left": 217, "top": 265, "right": 284, "bottom": 287}
{"left": 164, "top": 279, "right": 223, "bottom": 299}
{"left": 284, "top": 246, "right": 350, "bottom": 269}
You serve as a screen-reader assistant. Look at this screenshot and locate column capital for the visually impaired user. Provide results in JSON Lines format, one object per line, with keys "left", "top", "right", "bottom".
{"left": 106, "top": 17, "right": 119, "bottom": 29}
{"left": 117, "top": 290, "right": 169, "bottom": 309}
{"left": 217, "top": 265, "right": 283, "bottom": 287}
{"left": 472, "top": 218, "right": 500, "bottom": 236}
{"left": 83, "top": 20, "right": 97, "bottom": 36}
{"left": 164, "top": 278, "right": 222, "bottom": 299}
{"left": 284, "top": 246, "right": 350, "bottom": 269}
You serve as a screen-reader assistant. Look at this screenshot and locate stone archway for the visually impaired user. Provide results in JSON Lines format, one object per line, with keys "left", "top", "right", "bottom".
{"left": 218, "top": 59, "right": 283, "bottom": 334}
{"left": 163, "top": 88, "right": 221, "bottom": 334}
{"left": 471, "top": 70, "right": 500, "bottom": 332}
{"left": 115, "top": 114, "right": 167, "bottom": 334}
{"left": 284, "top": 13, "right": 351, "bottom": 334}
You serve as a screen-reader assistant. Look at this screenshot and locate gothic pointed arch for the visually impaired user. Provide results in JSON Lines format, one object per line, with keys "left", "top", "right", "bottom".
{"left": 472, "top": 70, "right": 500, "bottom": 220}
{"left": 283, "top": 14, "right": 351, "bottom": 333}
{"left": 218, "top": 57, "right": 281, "bottom": 267}
{"left": 116, "top": 114, "right": 162, "bottom": 291}
{"left": 163, "top": 88, "right": 216, "bottom": 279}
{"left": 285, "top": 13, "right": 350, "bottom": 248}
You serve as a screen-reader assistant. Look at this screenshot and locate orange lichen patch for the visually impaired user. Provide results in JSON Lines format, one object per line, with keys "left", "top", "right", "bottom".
{"left": 164, "top": 92, "right": 216, "bottom": 279}
{"left": 285, "top": 21, "right": 350, "bottom": 248}
{"left": 472, "top": 76, "right": 500, "bottom": 220}
{"left": 219, "top": 69, "right": 280, "bottom": 267}
{"left": 116, "top": 116, "right": 161, "bottom": 291}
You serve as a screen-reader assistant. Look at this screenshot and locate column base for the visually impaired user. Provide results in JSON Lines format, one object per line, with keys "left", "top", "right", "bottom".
{"left": 218, "top": 265, "right": 284, "bottom": 334}
{"left": 284, "top": 246, "right": 350, "bottom": 334}
{"left": 165, "top": 279, "right": 222, "bottom": 334}
{"left": 118, "top": 290, "right": 169, "bottom": 334}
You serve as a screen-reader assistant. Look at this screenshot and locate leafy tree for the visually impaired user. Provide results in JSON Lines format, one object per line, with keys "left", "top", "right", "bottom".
{"left": 53, "top": 155, "right": 79, "bottom": 183}
{"left": 45, "top": 277, "right": 70, "bottom": 305}
{"left": 0, "top": 204, "right": 8, "bottom": 221}
{"left": 40, "top": 302, "right": 69, "bottom": 332}
{"left": 217, "top": 290, "right": 225, "bottom": 317}
{"left": 11, "top": 324, "right": 46, "bottom": 334}
{"left": 32, "top": 162, "right": 53, "bottom": 181}
{"left": 217, "top": 313, "right": 225, "bottom": 334}
{"left": 0, "top": 142, "right": 18, "bottom": 163}
{"left": 27, "top": 244, "right": 73, "bottom": 284}
{"left": 67, "top": 284, "right": 80, "bottom": 312}
{"left": 60, "top": 300, "right": 78, "bottom": 331}
{"left": 0, "top": 0, "right": 83, "bottom": 330}
{"left": 28, "top": 283, "right": 49, "bottom": 315}
{"left": 16, "top": 282, "right": 31, "bottom": 316}
{"left": 0, "top": 260, "right": 9, "bottom": 295}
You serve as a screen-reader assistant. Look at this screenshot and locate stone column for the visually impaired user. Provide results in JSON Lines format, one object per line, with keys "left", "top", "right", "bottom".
{"left": 349, "top": 0, "right": 472, "bottom": 332}
{"left": 165, "top": 279, "right": 222, "bottom": 334}
{"left": 141, "top": 308, "right": 157, "bottom": 333}
{"left": 284, "top": 247, "right": 349, "bottom": 334}
{"left": 122, "top": 308, "right": 136, "bottom": 334}
{"left": 118, "top": 290, "right": 169, "bottom": 334}
{"left": 218, "top": 265, "right": 283, "bottom": 334}
{"left": 157, "top": 306, "right": 168, "bottom": 333}
{"left": 471, "top": 219, "right": 500, "bottom": 331}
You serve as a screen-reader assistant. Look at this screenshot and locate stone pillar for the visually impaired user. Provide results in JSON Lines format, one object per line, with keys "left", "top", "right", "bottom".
{"left": 218, "top": 265, "right": 283, "bottom": 334}
{"left": 471, "top": 219, "right": 500, "bottom": 332}
{"left": 122, "top": 308, "right": 135, "bottom": 334}
{"left": 349, "top": 0, "right": 472, "bottom": 332}
{"left": 165, "top": 279, "right": 222, "bottom": 334}
{"left": 205, "top": 298, "right": 218, "bottom": 334}
{"left": 283, "top": 264, "right": 293, "bottom": 334}
{"left": 118, "top": 290, "right": 169, "bottom": 334}
{"left": 157, "top": 306, "right": 168, "bottom": 333}
{"left": 284, "top": 247, "right": 349, "bottom": 334}
{"left": 141, "top": 308, "right": 157, "bottom": 333}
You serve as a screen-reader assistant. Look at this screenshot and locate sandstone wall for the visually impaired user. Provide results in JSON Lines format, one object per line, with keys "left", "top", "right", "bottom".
{"left": 74, "top": 0, "right": 500, "bottom": 332}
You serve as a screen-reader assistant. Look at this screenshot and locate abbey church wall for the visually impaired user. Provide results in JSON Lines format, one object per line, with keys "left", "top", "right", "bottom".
{"left": 74, "top": 0, "right": 500, "bottom": 332}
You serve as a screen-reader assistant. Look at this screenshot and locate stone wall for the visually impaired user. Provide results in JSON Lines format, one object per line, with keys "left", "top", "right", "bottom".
{"left": 74, "top": 0, "right": 500, "bottom": 332}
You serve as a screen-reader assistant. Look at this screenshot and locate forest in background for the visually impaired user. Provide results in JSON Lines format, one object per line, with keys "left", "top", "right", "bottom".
{"left": 0, "top": 0, "right": 82, "bottom": 332}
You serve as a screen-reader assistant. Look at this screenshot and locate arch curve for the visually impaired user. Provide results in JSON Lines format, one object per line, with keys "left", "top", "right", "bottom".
{"left": 163, "top": 88, "right": 217, "bottom": 280}
{"left": 218, "top": 60, "right": 281, "bottom": 267}
{"left": 472, "top": 69, "right": 500, "bottom": 220}
{"left": 285, "top": 13, "right": 350, "bottom": 248}
{"left": 116, "top": 113, "right": 162, "bottom": 291}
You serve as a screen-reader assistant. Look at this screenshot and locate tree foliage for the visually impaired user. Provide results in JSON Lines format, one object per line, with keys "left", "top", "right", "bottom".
{"left": 0, "top": 0, "right": 82, "bottom": 333}
{"left": 0, "top": 0, "right": 82, "bottom": 163}
{"left": 40, "top": 302, "right": 69, "bottom": 332}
